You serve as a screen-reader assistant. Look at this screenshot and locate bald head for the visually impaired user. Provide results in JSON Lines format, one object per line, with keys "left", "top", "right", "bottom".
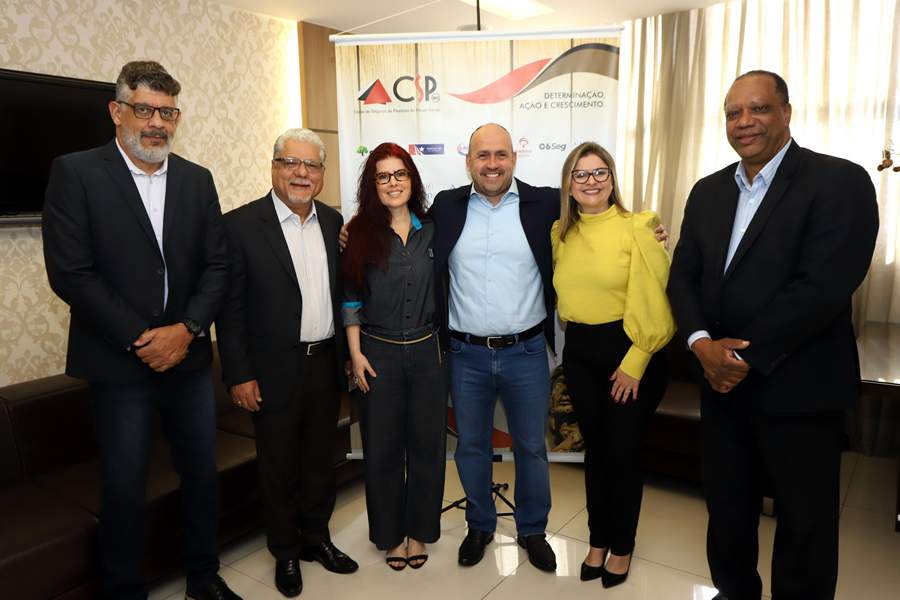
{"left": 466, "top": 123, "right": 517, "bottom": 205}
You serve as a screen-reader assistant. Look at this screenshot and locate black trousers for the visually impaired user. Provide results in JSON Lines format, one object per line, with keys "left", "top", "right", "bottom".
{"left": 702, "top": 389, "right": 845, "bottom": 600}
{"left": 359, "top": 333, "right": 448, "bottom": 550}
{"left": 91, "top": 366, "right": 219, "bottom": 600}
{"left": 562, "top": 321, "right": 667, "bottom": 555}
{"left": 252, "top": 344, "right": 341, "bottom": 560}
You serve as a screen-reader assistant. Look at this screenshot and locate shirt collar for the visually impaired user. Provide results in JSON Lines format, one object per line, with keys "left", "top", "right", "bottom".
{"left": 469, "top": 178, "right": 520, "bottom": 204}
{"left": 271, "top": 190, "right": 317, "bottom": 224}
{"left": 115, "top": 138, "right": 168, "bottom": 176}
{"left": 735, "top": 138, "right": 793, "bottom": 191}
{"left": 410, "top": 211, "right": 422, "bottom": 231}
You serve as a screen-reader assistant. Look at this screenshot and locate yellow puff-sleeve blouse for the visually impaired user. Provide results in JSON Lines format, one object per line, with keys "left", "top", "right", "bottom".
{"left": 551, "top": 206, "right": 676, "bottom": 380}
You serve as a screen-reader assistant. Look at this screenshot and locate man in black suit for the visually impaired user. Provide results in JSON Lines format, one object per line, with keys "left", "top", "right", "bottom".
{"left": 42, "top": 61, "right": 239, "bottom": 600}
{"left": 216, "top": 128, "right": 357, "bottom": 598}
{"left": 667, "top": 71, "right": 879, "bottom": 600}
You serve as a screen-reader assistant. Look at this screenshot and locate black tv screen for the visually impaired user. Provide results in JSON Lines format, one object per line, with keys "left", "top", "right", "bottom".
{"left": 0, "top": 68, "right": 115, "bottom": 223}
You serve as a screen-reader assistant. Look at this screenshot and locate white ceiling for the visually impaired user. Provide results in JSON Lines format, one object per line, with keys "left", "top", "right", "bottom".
{"left": 213, "top": 0, "right": 725, "bottom": 34}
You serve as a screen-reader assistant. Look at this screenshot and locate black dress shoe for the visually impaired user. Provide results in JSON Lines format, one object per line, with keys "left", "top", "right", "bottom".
{"left": 299, "top": 541, "right": 359, "bottom": 574}
{"left": 516, "top": 534, "right": 557, "bottom": 572}
{"left": 275, "top": 559, "right": 302, "bottom": 597}
{"left": 458, "top": 528, "right": 494, "bottom": 566}
{"left": 185, "top": 575, "right": 242, "bottom": 600}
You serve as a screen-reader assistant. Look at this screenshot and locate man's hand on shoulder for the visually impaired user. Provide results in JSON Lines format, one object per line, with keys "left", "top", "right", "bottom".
{"left": 691, "top": 337, "right": 750, "bottom": 393}
{"left": 654, "top": 223, "right": 668, "bottom": 247}
{"left": 134, "top": 323, "right": 193, "bottom": 372}
{"left": 339, "top": 223, "right": 349, "bottom": 251}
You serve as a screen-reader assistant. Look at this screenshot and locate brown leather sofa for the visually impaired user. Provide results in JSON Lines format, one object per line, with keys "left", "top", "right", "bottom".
{"left": 0, "top": 346, "right": 361, "bottom": 600}
{"left": 642, "top": 341, "right": 704, "bottom": 482}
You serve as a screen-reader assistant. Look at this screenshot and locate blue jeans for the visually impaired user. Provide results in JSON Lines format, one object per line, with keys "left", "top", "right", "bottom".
{"left": 91, "top": 366, "right": 219, "bottom": 600}
{"left": 448, "top": 333, "right": 551, "bottom": 536}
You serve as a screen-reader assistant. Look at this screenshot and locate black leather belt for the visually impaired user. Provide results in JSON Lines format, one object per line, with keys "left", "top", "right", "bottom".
{"left": 449, "top": 323, "right": 543, "bottom": 350}
{"left": 299, "top": 337, "right": 334, "bottom": 356}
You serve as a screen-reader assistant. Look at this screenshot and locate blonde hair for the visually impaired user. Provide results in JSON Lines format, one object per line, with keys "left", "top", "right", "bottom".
{"left": 557, "top": 142, "right": 626, "bottom": 241}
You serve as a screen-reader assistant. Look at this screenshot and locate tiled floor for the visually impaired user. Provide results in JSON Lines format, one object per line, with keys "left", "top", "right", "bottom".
{"left": 150, "top": 452, "right": 899, "bottom": 600}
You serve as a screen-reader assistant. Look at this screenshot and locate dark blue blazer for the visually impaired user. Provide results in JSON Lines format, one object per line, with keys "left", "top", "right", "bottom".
{"left": 429, "top": 178, "right": 560, "bottom": 351}
{"left": 667, "top": 143, "right": 879, "bottom": 412}
{"left": 42, "top": 139, "right": 228, "bottom": 383}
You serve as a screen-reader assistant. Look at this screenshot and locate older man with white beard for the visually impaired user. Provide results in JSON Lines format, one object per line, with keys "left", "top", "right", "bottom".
{"left": 42, "top": 61, "right": 239, "bottom": 600}
{"left": 216, "top": 129, "right": 357, "bottom": 598}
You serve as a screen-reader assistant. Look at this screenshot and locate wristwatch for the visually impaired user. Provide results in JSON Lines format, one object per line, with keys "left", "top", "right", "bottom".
{"left": 182, "top": 318, "right": 202, "bottom": 337}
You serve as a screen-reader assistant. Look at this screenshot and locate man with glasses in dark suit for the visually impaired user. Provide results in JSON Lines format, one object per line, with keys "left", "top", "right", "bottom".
{"left": 216, "top": 128, "right": 358, "bottom": 598}
{"left": 43, "top": 61, "right": 240, "bottom": 600}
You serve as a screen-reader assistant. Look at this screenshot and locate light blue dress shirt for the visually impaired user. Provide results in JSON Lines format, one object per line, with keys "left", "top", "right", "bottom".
{"left": 687, "top": 138, "right": 793, "bottom": 350}
{"left": 448, "top": 179, "right": 546, "bottom": 336}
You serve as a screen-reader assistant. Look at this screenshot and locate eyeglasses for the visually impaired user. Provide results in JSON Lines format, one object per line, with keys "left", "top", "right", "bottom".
{"left": 272, "top": 157, "right": 324, "bottom": 173}
{"left": 374, "top": 169, "right": 411, "bottom": 185}
{"left": 571, "top": 168, "right": 611, "bottom": 184}
{"left": 117, "top": 101, "right": 180, "bottom": 121}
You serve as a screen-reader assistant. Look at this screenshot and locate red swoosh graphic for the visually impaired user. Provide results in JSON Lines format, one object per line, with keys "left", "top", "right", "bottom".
{"left": 449, "top": 58, "right": 550, "bottom": 104}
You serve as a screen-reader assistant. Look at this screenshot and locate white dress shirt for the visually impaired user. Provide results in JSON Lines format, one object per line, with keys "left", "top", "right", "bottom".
{"left": 271, "top": 192, "right": 334, "bottom": 342}
{"left": 687, "top": 138, "right": 794, "bottom": 351}
{"left": 116, "top": 139, "right": 169, "bottom": 308}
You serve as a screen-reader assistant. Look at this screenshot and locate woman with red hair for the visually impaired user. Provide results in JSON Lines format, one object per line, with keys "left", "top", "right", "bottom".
{"left": 341, "top": 143, "right": 447, "bottom": 571}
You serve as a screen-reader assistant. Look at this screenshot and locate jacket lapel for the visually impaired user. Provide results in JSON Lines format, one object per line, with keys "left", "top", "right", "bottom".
{"left": 102, "top": 140, "right": 160, "bottom": 255}
{"left": 258, "top": 194, "right": 301, "bottom": 291}
{"left": 162, "top": 155, "right": 181, "bottom": 245}
{"left": 316, "top": 200, "right": 339, "bottom": 297}
{"left": 713, "top": 176, "right": 739, "bottom": 279}
{"left": 723, "top": 143, "right": 802, "bottom": 280}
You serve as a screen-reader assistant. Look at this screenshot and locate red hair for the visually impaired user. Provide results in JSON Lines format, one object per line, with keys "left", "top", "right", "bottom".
{"left": 341, "top": 143, "right": 427, "bottom": 292}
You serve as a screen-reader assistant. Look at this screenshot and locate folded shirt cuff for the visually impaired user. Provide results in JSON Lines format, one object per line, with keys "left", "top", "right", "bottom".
{"left": 620, "top": 344, "right": 651, "bottom": 380}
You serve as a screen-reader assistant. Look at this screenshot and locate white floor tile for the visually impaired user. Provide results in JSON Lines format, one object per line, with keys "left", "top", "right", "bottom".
{"left": 486, "top": 531, "right": 720, "bottom": 600}
{"left": 840, "top": 451, "right": 861, "bottom": 507}
{"left": 836, "top": 506, "right": 900, "bottom": 599}
{"left": 220, "top": 531, "right": 267, "bottom": 566}
{"left": 148, "top": 453, "right": 900, "bottom": 600}
{"left": 844, "top": 455, "right": 898, "bottom": 515}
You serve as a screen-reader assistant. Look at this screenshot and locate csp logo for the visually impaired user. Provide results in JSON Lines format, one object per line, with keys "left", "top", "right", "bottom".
{"left": 358, "top": 75, "right": 439, "bottom": 105}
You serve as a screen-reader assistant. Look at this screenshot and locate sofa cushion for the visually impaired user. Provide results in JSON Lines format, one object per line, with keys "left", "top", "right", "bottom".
{"left": 0, "top": 403, "right": 20, "bottom": 486}
{"left": 656, "top": 381, "right": 702, "bottom": 420}
{"left": 2, "top": 375, "right": 96, "bottom": 478}
{"left": 36, "top": 430, "right": 257, "bottom": 515}
{"left": 0, "top": 481, "right": 96, "bottom": 600}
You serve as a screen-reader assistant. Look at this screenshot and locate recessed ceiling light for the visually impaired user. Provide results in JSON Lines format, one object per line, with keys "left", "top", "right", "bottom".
{"left": 458, "top": 0, "right": 555, "bottom": 21}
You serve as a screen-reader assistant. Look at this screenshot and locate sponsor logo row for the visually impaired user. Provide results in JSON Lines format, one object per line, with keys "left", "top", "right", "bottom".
{"left": 355, "top": 139, "right": 568, "bottom": 157}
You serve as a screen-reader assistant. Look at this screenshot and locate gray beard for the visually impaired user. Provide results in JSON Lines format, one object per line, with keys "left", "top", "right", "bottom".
{"left": 121, "top": 128, "right": 172, "bottom": 164}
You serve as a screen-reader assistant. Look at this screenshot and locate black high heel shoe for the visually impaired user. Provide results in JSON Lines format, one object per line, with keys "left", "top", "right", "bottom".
{"left": 579, "top": 548, "right": 608, "bottom": 581}
{"left": 600, "top": 553, "right": 631, "bottom": 588}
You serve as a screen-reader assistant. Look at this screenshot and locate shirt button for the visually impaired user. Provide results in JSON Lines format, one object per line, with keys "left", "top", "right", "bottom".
{"left": 156, "top": 268, "right": 164, "bottom": 275}
{"left": 152, "top": 310, "right": 160, "bottom": 317}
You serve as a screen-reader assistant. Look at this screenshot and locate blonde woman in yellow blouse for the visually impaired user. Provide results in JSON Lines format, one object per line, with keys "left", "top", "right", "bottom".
{"left": 552, "top": 142, "right": 675, "bottom": 588}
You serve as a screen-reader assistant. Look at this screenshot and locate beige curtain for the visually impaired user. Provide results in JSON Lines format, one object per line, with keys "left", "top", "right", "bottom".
{"left": 616, "top": 0, "right": 900, "bottom": 453}
{"left": 616, "top": 0, "right": 900, "bottom": 322}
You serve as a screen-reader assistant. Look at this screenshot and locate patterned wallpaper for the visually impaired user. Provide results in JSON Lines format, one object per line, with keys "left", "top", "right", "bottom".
{"left": 0, "top": 0, "right": 300, "bottom": 385}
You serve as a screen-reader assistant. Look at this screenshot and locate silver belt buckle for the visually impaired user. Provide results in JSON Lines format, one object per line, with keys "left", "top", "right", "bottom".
{"left": 486, "top": 336, "right": 503, "bottom": 350}
{"left": 306, "top": 341, "right": 320, "bottom": 356}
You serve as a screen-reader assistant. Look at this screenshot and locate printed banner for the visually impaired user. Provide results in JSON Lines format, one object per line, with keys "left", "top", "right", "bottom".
{"left": 335, "top": 31, "right": 621, "bottom": 459}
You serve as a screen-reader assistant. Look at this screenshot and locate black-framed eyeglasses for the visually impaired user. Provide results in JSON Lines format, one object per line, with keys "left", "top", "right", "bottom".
{"left": 571, "top": 167, "right": 611, "bottom": 184}
{"left": 272, "top": 157, "right": 324, "bottom": 173}
{"left": 117, "top": 101, "right": 180, "bottom": 121}
{"left": 374, "top": 169, "right": 411, "bottom": 185}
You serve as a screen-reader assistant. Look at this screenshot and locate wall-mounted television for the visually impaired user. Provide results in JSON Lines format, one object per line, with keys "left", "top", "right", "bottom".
{"left": 0, "top": 68, "right": 116, "bottom": 224}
